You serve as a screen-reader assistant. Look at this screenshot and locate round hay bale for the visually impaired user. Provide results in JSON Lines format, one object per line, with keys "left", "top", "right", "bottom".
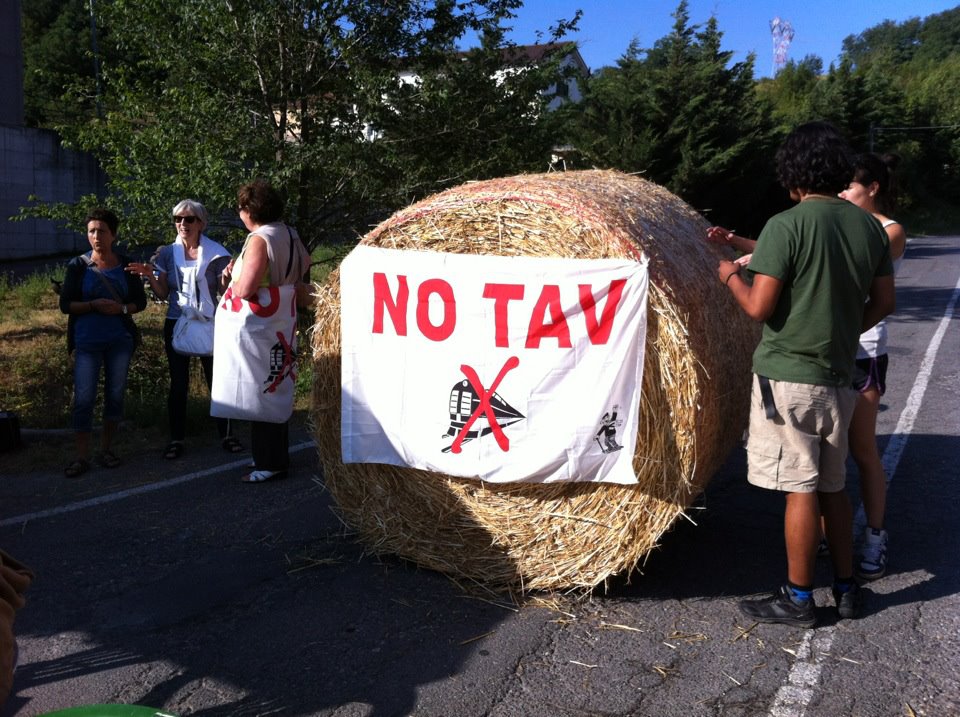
{"left": 311, "top": 169, "right": 758, "bottom": 592}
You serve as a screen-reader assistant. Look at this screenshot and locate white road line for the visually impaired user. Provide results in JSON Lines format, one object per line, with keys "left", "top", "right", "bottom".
{"left": 0, "top": 440, "right": 316, "bottom": 528}
{"left": 770, "top": 267, "right": 960, "bottom": 717}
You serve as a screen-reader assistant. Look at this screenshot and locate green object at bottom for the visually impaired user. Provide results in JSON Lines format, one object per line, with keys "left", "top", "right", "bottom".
{"left": 40, "top": 706, "right": 177, "bottom": 717}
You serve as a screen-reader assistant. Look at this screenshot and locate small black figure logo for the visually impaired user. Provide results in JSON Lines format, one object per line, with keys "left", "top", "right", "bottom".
{"left": 595, "top": 406, "right": 623, "bottom": 454}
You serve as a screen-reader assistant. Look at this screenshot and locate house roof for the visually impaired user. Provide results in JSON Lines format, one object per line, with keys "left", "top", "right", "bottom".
{"left": 459, "top": 42, "right": 589, "bottom": 74}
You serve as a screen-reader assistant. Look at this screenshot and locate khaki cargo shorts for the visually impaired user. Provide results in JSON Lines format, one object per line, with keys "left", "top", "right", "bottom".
{"left": 745, "top": 375, "right": 858, "bottom": 494}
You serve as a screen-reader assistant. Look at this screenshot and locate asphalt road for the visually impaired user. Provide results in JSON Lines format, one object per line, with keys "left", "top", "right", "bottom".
{"left": 1, "top": 234, "right": 958, "bottom": 717}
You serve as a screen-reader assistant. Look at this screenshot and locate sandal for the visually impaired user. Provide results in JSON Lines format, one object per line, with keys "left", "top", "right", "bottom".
{"left": 240, "top": 470, "right": 287, "bottom": 484}
{"left": 164, "top": 441, "right": 184, "bottom": 460}
{"left": 221, "top": 436, "right": 245, "bottom": 454}
{"left": 64, "top": 459, "right": 90, "bottom": 478}
{"left": 99, "top": 450, "right": 121, "bottom": 469}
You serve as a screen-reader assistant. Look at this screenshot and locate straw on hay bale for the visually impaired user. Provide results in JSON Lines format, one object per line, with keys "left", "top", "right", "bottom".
{"left": 310, "top": 169, "right": 759, "bottom": 592}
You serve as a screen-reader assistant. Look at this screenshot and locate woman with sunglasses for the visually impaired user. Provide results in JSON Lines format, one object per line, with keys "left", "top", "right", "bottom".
{"left": 127, "top": 199, "right": 244, "bottom": 460}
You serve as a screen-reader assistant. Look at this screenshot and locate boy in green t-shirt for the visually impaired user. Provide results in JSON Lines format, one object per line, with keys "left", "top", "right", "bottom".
{"left": 717, "top": 121, "right": 894, "bottom": 627}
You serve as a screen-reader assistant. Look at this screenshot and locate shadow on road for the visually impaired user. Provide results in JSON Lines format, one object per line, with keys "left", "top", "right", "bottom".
{"left": 1, "top": 441, "right": 515, "bottom": 716}
{"left": 605, "top": 433, "right": 960, "bottom": 628}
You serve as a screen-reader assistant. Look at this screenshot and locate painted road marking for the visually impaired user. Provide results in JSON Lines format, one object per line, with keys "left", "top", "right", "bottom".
{"left": 770, "top": 267, "right": 960, "bottom": 717}
{"left": 0, "top": 441, "right": 316, "bottom": 528}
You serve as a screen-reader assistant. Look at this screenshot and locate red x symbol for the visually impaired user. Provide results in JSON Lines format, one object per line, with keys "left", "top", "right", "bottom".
{"left": 262, "top": 329, "right": 296, "bottom": 394}
{"left": 451, "top": 356, "right": 520, "bottom": 454}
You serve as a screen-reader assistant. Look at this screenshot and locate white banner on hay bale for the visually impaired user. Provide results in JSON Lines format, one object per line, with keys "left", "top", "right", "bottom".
{"left": 340, "top": 246, "right": 649, "bottom": 484}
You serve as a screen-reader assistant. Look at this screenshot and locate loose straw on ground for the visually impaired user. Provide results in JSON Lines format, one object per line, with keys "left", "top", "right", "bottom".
{"left": 310, "top": 170, "right": 758, "bottom": 592}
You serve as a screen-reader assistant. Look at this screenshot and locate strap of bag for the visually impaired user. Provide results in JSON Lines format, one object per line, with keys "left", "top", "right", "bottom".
{"left": 81, "top": 255, "right": 140, "bottom": 349}
{"left": 82, "top": 255, "right": 126, "bottom": 304}
{"left": 285, "top": 225, "right": 297, "bottom": 283}
{"left": 757, "top": 375, "right": 778, "bottom": 420}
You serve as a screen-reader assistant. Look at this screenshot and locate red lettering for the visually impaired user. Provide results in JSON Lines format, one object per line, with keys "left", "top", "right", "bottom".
{"left": 579, "top": 279, "right": 626, "bottom": 345}
{"left": 482, "top": 283, "right": 525, "bottom": 347}
{"left": 220, "top": 286, "right": 289, "bottom": 316}
{"left": 526, "top": 285, "right": 571, "bottom": 348}
{"left": 220, "top": 286, "right": 242, "bottom": 313}
{"left": 416, "top": 279, "right": 456, "bottom": 341}
{"left": 372, "top": 273, "right": 408, "bottom": 335}
{"left": 248, "top": 286, "right": 281, "bottom": 317}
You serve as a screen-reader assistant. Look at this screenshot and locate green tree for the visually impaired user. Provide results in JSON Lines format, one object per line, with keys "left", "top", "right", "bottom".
{"left": 360, "top": 28, "right": 577, "bottom": 205}
{"left": 22, "top": 0, "right": 575, "bottom": 249}
{"left": 562, "top": 1, "right": 776, "bottom": 233}
{"left": 22, "top": 0, "right": 101, "bottom": 127}
{"left": 755, "top": 55, "right": 822, "bottom": 129}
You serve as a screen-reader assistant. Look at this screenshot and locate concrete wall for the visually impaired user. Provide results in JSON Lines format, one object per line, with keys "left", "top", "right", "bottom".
{"left": 0, "top": 125, "right": 106, "bottom": 260}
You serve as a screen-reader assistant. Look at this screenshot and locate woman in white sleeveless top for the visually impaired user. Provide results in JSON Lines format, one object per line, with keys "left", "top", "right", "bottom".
{"left": 839, "top": 152, "right": 906, "bottom": 581}
{"left": 221, "top": 180, "right": 311, "bottom": 483}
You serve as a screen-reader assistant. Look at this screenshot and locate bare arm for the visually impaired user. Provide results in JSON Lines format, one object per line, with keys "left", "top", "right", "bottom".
{"left": 231, "top": 234, "right": 269, "bottom": 299}
{"left": 294, "top": 262, "right": 315, "bottom": 307}
{"left": 862, "top": 273, "right": 895, "bottom": 332}
{"left": 126, "top": 262, "right": 169, "bottom": 300}
{"left": 719, "top": 260, "right": 783, "bottom": 322}
{"left": 886, "top": 223, "right": 907, "bottom": 262}
{"left": 707, "top": 226, "right": 757, "bottom": 255}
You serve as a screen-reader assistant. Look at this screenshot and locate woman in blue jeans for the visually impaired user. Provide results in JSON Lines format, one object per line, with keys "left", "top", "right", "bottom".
{"left": 59, "top": 208, "right": 147, "bottom": 477}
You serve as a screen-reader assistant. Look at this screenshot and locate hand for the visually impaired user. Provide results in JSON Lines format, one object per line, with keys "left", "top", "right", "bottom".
{"left": 734, "top": 253, "right": 752, "bottom": 267}
{"left": 718, "top": 260, "right": 740, "bottom": 285}
{"left": 89, "top": 297, "right": 122, "bottom": 314}
{"left": 126, "top": 262, "right": 155, "bottom": 279}
{"left": 706, "top": 226, "right": 734, "bottom": 245}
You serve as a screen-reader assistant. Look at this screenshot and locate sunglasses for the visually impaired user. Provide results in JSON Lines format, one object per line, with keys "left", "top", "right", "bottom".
{"left": 174, "top": 216, "right": 198, "bottom": 224}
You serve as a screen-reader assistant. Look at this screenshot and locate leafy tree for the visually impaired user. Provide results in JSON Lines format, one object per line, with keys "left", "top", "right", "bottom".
{"left": 755, "top": 55, "right": 822, "bottom": 128}
{"left": 554, "top": 42, "right": 653, "bottom": 170}
{"left": 841, "top": 18, "right": 923, "bottom": 69}
{"left": 22, "top": 0, "right": 576, "bottom": 249}
{"left": 364, "top": 29, "right": 574, "bottom": 205}
{"left": 561, "top": 1, "right": 776, "bottom": 233}
{"left": 22, "top": 0, "right": 101, "bottom": 127}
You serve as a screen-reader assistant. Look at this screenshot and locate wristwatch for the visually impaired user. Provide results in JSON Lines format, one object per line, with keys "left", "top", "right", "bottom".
{"left": 122, "top": 304, "right": 128, "bottom": 315}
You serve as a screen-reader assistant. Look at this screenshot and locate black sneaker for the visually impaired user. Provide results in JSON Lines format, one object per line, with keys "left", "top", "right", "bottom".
{"left": 833, "top": 582, "right": 863, "bottom": 620}
{"left": 739, "top": 585, "right": 816, "bottom": 628}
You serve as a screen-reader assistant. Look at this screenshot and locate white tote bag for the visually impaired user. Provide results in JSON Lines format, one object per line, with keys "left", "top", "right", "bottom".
{"left": 172, "top": 302, "right": 214, "bottom": 356}
{"left": 210, "top": 284, "right": 298, "bottom": 423}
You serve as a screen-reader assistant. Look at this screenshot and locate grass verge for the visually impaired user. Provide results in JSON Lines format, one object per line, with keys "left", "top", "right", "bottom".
{"left": 0, "top": 254, "right": 325, "bottom": 474}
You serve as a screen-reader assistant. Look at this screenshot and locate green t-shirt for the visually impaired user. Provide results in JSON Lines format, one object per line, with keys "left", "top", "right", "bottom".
{"left": 749, "top": 197, "right": 893, "bottom": 386}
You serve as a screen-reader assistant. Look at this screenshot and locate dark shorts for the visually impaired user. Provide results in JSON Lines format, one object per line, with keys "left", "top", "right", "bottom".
{"left": 853, "top": 354, "right": 888, "bottom": 395}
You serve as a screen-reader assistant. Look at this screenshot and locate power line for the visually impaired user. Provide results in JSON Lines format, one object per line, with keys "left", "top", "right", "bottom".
{"left": 869, "top": 123, "right": 960, "bottom": 151}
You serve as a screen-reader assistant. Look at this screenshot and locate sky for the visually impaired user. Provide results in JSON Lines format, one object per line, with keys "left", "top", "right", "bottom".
{"left": 495, "top": 0, "right": 959, "bottom": 77}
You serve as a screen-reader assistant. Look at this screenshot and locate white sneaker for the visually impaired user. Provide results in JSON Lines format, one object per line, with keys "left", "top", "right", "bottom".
{"left": 857, "top": 527, "right": 888, "bottom": 581}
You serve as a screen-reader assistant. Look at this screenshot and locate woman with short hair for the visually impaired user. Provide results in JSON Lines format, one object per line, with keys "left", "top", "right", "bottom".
{"left": 60, "top": 208, "right": 147, "bottom": 477}
{"left": 213, "top": 180, "right": 311, "bottom": 483}
{"left": 127, "top": 199, "right": 243, "bottom": 459}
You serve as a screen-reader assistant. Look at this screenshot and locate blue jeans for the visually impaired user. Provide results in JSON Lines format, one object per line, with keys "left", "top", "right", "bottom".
{"left": 72, "top": 338, "right": 135, "bottom": 432}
